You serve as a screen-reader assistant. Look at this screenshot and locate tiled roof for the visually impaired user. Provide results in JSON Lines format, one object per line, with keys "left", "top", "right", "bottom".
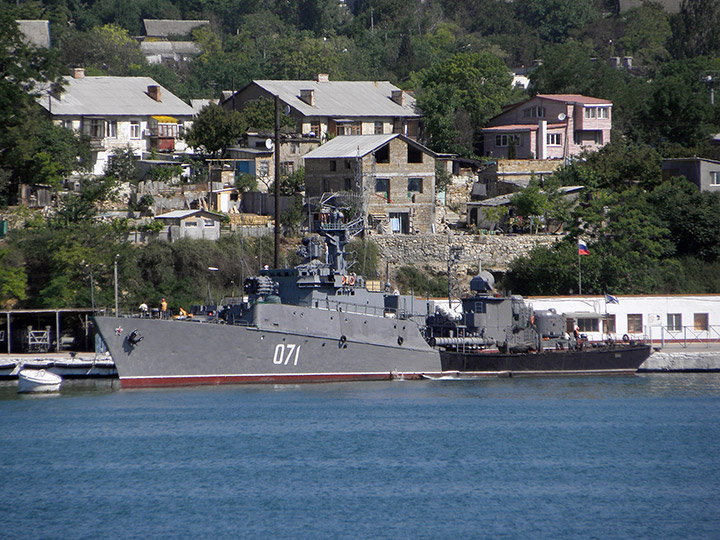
{"left": 535, "top": 94, "right": 612, "bottom": 105}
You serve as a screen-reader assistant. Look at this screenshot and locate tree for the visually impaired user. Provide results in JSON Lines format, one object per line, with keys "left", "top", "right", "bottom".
{"left": 670, "top": 0, "right": 720, "bottom": 59}
{"left": 183, "top": 104, "right": 246, "bottom": 157}
{"left": 0, "top": 248, "right": 27, "bottom": 308}
{"left": 515, "top": 0, "right": 600, "bottom": 44}
{"left": 413, "top": 52, "right": 513, "bottom": 155}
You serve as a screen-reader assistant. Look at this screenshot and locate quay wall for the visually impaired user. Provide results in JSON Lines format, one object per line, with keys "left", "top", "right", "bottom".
{"left": 371, "top": 233, "right": 559, "bottom": 274}
{"left": 641, "top": 350, "right": 720, "bottom": 372}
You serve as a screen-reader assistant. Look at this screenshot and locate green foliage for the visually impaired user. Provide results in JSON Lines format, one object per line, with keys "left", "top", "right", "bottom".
{"left": 105, "top": 146, "right": 138, "bottom": 183}
{"left": 413, "top": 52, "right": 512, "bottom": 155}
{"left": 0, "top": 247, "right": 27, "bottom": 307}
{"left": 183, "top": 104, "right": 246, "bottom": 157}
{"left": 395, "top": 265, "right": 447, "bottom": 297}
{"left": 516, "top": 0, "right": 599, "bottom": 44}
{"left": 345, "top": 238, "right": 380, "bottom": 279}
{"left": 149, "top": 164, "right": 183, "bottom": 182}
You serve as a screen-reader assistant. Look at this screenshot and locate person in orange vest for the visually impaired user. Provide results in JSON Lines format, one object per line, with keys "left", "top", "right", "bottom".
{"left": 160, "top": 297, "right": 168, "bottom": 319}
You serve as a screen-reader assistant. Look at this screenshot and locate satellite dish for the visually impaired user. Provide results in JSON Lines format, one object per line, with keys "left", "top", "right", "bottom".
{"left": 265, "top": 138, "right": 274, "bottom": 150}
{"left": 558, "top": 113, "right": 567, "bottom": 121}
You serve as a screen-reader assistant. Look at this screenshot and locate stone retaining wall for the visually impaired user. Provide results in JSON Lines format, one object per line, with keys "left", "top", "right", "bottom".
{"left": 371, "top": 233, "right": 560, "bottom": 274}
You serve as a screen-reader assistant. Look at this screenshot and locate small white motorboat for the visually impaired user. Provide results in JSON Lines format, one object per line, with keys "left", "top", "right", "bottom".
{"left": 17, "top": 369, "right": 62, "bottom": 394}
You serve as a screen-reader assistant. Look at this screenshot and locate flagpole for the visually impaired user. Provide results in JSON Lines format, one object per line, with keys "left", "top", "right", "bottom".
{"left": 578, "top": 246, "right": 582, "bottom": 295}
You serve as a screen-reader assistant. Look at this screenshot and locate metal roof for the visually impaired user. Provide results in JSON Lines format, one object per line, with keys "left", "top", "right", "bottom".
{"left": 17, "top": 20, "right": 50, "bottom": 48}
{"left": 247, "top": 80, "right": 421, "bottom": 118}
{"left": 155, "top": 210, "right": 221, "bottom": 219}
{"left": 140, "top": 41, "right": 201, "bottom": 55}
{"left": 303, "top": 134, "right": 399, "bottom": 159}
{"left": 143, "top": 19, "right": 209, "bottom": 38}
{"left": 39, "top": 76, "right": 195, "bottom": 117}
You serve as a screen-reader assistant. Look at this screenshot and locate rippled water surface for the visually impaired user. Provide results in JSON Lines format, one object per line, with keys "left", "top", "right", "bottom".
{"left": 1, "top": 374, "right": 719, "bottom": 539}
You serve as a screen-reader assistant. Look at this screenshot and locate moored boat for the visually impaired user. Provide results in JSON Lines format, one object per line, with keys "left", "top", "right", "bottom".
{"left": 93, "top": 216, "right": 443, "bottom": 388}
{"left": 17, "top": 369, "right": 62, "bottom": 393}
{"left": 424, "top": 268, "right": 651, "bottom": 377}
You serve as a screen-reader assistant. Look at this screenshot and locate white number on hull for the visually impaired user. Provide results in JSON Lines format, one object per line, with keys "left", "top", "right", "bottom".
{"left": 272, "top": 344, "right": 301, "bottom": 366}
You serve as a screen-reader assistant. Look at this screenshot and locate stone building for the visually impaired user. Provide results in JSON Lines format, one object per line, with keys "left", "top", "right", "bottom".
{"left": 303, "top": 134, "right": 438, "bottom": 234}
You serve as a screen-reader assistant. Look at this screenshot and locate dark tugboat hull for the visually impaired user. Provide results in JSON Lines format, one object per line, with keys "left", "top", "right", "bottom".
{"left": 440, "top": 344, "right": 651, "bottom": 376}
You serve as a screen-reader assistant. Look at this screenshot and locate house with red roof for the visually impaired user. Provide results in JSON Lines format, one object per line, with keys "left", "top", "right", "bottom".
{"left": 481, "top": 94, "right": 612, "bottom": 160}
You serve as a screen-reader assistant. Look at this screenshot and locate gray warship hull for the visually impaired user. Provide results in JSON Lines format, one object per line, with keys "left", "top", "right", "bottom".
{"left": 93, "top": 303, "right": 442, "bottom": 388}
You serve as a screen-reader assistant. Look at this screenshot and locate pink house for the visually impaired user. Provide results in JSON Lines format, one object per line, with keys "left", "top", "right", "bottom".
{"left": 482, "top": 94, "right": 612, "bottom": 160}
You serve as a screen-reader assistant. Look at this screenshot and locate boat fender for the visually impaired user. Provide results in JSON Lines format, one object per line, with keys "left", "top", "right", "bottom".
{"left": 339, "top": 335, "right": 347, "bottom": 345}
{"left": 128, "top": 329, "right": 144, "bottom": 345}
{"left": 622, "top": 334, "right": 630, "bottom": 342}
{"left": 348, "top": 275, "right": 355, "bottom": 286}
{"left": 341, "top": 275, "right": 347, "bottom": 285}
{"left": 397, "top": 336, "right": 404, "bottom": 346}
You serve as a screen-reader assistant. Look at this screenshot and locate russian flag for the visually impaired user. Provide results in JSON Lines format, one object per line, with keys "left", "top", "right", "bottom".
{"left": 578, "top": 239, "right": 590, "bottom": 255}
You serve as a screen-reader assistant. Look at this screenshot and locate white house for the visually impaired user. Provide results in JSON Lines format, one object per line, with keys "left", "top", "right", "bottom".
{"left": 528, "top": 295, "right": 720, "bottom": 345}
{"left": 39, "top": 69, "right": 195, "bottom": 175}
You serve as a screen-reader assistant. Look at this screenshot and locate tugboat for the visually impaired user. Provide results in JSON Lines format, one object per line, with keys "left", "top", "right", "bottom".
{"left": 424, "top": 268, "right": 651, "bottom": 377}
{"left": 93, "top": 213, "right": 442, "bottom": 388}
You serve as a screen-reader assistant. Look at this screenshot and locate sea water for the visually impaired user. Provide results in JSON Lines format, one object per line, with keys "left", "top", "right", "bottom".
{"left": 1, "top": 374, "right": 719, "bottom": 540}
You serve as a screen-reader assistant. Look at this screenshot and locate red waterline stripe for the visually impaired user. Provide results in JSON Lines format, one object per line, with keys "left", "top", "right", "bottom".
{"left": 119, "top": 372, "right": 424, "bottom": 389}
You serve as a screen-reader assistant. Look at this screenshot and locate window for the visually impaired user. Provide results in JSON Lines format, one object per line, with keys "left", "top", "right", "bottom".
{"left": 289, "top": 142, "right": 299, "bottom": 154}
{"left": 130, "top": 121, "right": 141, "bottom": 139}
{"left": 185, "top": 220, "right": 198, "bottom": 228}
{"left": 86, "top": 118, "right": 104, "bottom": 139}
{"left": 374, "top": 121, "right": 384, "bottom": 135}
{"left": 584, "top": 106, "right": 610, "bottom": 119}
{"left": 667, "top": 313, "right": 682, "bottom": 332}
{"left": 547, "top": 133, "right": 561, "bottom": 146}
{"left": 603, "top": 314, "right": 616, "bottom": 334}
{"left": 407, "top": 145, "right": 423, "bottom": 163}
{"left": 523, "top": 106, "right": 545, "bottom": 118}
{"left": 474, "top": 301, "right": 486, "bottom": 314}
{"left": 310, "top": 122, "right": 321, "bottom": 136}
{"left": 257, "top": 161, "right": 269, "bottom": 177}
{"left": 280, "top": 162, "right": 294, "bottom": 176}
{"left": 495, "top": 134, "right": 519, "bottom": 147}
{"left": 204, "top": 219, "right": 214, "bottom": 227}
{"left": 375, "top": 178, "right": 389, "bottom": 198}
{"left": 577, "top": 318, "right": 600, "bottom": 332}
{"left": 694, "top": 313, "right": 709, "bottom": 331}
{"left": 323, "top": 178, "right": 331, "bottom": 192}
{"left": 344, "top": 159, "right": 352, "bottom": 169}
{"left": 573, "top": 130, "right": 603, "bottom": 145}
{"left": 408, "top": 178, "right": 423, "bottom": 193}
{"left": 711, "top": 172, "right": 720, "bottom": 185}
{"left": 344, "top": 178, "right": 352, "bottom": 191}
{"left": 329, "top": 160, "right": 337, "bottom": 171}
{"left": 336, "top": 122, "right": 361, "bottom": 136}
{"left": 627, "top": 314, "right": 643, "bottom": 334}
{"left": 375, "top": 144, "right": 390, "bottom": 164}
{"left": 107, "top": 120, "right": 117, "bottom": 138}
{"left": 62, "top": 119, "right": 73, "bottom": 130}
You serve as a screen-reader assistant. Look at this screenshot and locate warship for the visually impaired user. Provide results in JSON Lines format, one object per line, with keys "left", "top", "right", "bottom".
{"left": 94, "top": 214, "right": 650, "bottom": 388}
{"left": 424, "top": 268, "right": 652, "bottom": 377}
{"left": 93, "top": 216, "right": 443, "bottom": 388}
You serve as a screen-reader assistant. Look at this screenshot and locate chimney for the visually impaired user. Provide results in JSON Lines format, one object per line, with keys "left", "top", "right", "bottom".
{"left": 391, "top": 90, "right": 405, "bottom": 106}
{"left": 147, "top": 85, "right": 162, "bottom": 102}
{"left": 537, "top": 120, "right": 547, "bottom": 160}
{"left": 315, "top": 73, "right": 329, "bottom": 83}
{"left": 71, "top": 67, "right": 85, "bottom": 79}
{"left": 300, "top": 89, "right": 315, "bottom": 106}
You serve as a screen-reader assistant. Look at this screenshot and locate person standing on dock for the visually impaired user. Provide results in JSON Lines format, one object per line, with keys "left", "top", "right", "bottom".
{"left": 139, "top": 302, "right": 149, "bottom": 317}
{"left": 160, "top": 298, "right": 168, "bottom": 319}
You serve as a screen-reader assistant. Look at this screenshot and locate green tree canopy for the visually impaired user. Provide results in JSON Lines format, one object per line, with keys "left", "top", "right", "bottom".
{"left": 412, "top": 52, "right": 513, "bottom": 155}
{"left": 183, "top": 104, "right": 246, "bottom": 156}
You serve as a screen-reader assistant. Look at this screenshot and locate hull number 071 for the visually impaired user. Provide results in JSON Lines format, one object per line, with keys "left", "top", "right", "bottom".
{"left": 273, "top": 343, "right": 301, "bottom": 366}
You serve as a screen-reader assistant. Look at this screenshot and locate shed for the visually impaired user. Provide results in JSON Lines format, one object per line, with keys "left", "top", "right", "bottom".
{"left": 154, "top": 209, "right": 223, "bottom": 242}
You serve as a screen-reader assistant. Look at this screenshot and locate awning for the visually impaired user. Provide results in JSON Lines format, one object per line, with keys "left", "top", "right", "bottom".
{"left": 151, "top": 115, "right": 178, "bottom": 123}
{"left": 563, "top": 312, "right": 603, "bottom": 319}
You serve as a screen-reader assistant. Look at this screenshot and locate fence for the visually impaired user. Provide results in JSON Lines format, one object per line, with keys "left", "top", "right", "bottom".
{"left": 648, "top": 325, "right": 720, "bottom": 348}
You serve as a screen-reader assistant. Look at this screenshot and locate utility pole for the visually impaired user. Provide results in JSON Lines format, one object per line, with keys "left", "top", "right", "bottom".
{"left": 274, "top": 94, "right": 281, "bottom": 268}
{"left": 114, "top": 254, "right": 119, "bottom": 316}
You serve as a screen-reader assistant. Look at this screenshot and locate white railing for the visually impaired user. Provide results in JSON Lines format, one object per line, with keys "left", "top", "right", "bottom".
{"left": 650, "top": 325, "right": 720, "bottom": 348}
